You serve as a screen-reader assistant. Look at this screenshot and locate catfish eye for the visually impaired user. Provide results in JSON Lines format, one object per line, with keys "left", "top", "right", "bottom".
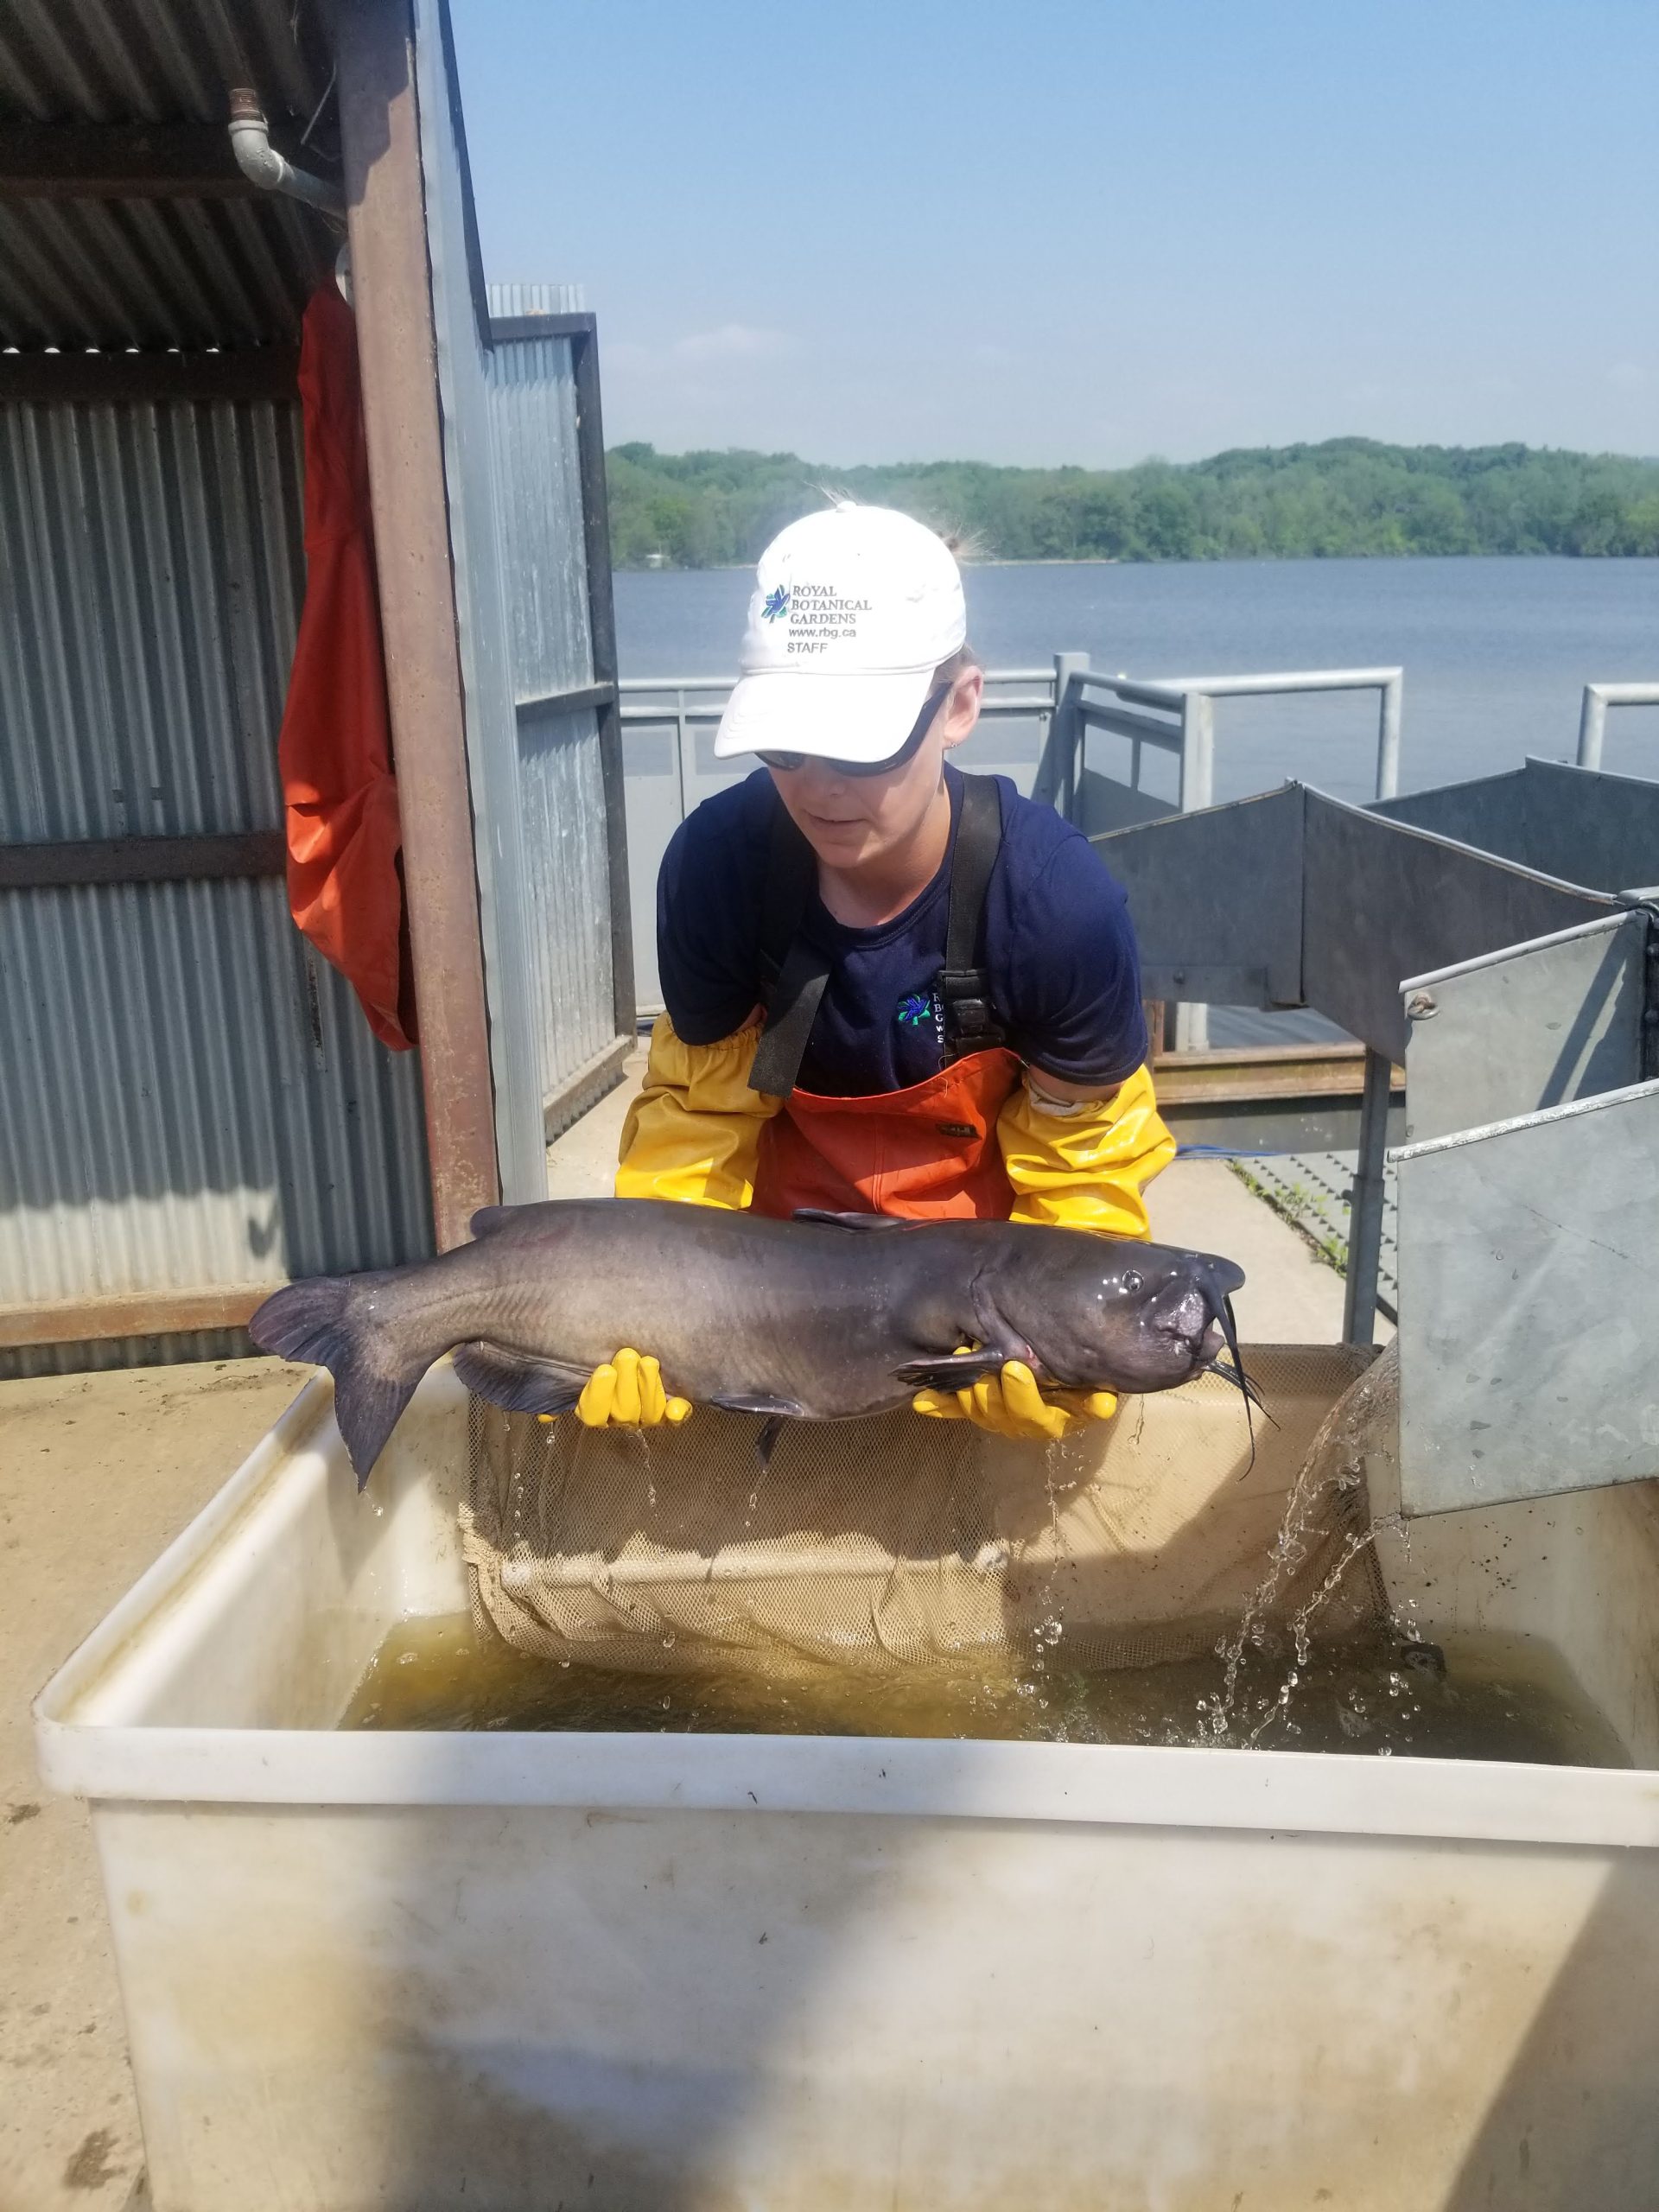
{"left": 1122, "top": 1270, "right": 1143, "bottom": 1295}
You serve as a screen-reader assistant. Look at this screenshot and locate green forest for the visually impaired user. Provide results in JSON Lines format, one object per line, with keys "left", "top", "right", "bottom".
{"left": 605, "top": 437, "right": 1659, "bottom": 569}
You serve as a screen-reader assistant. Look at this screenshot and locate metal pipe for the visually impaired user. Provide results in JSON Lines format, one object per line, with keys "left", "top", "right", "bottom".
{"left": 1342, "top": 1046, "right": 1394, "bottom": 1345}
{"left": 1575, "top": 683, "right": 1659, "bottom": 769}
{"left": 672, "top": 691, "right": 692, "bottom": 820}
{"left": 1178, "top": 691, "right": 1214, "bottom": 812}
{"left": 1376, "top": 672, "right": 1402, "bottom": 799}
{"left": 227, "top": 87, "right": 344, "bottom": 217}
{"left": 1055, "top": 652, "right": 1090, "bottom": 822}
{"left": 1578, "top": 686, "right": 1606, "bottom": 770}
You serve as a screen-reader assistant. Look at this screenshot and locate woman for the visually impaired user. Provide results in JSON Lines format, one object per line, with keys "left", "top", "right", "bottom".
{"left": 581, "top": 501, "right": 1174, "bottom": 1440}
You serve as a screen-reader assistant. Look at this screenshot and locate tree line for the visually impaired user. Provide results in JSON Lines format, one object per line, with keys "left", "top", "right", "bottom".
{"left": 605, "top": 436, "right": 1659, "bottom": 569}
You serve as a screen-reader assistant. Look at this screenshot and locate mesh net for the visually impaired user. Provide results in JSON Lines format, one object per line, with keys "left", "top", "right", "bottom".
{"left": 461, "top": 1345, "right": 1392, "bottom": 1680}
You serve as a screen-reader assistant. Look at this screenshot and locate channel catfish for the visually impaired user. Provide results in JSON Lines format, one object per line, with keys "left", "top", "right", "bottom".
{"left": 249, "top": 1198, "right": 1250, "bottom": 1487}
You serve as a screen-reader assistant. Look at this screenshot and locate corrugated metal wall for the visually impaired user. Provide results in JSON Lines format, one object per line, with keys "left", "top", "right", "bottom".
{"left": 485, "top": 327, "right": 621, "bottom": 1126}
{"left": 0, "top": 396, "right": 432, "bottom": 1376}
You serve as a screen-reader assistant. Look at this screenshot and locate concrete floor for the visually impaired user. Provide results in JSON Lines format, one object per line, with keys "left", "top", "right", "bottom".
{"left": 0, "top": 1064, "right": 1355, "bottom": 2210}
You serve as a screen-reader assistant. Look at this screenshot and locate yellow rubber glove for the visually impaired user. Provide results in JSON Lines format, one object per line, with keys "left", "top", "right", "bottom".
{"left": 537, "top": 1347, "right": 693, "bottom": 1429}
{"left": 997, "top": 1062, "right": 1176, "bottom": 1240}
{"left": 913, "top": 1354, "right": 1119, "bottom": 1441}
{"left": 615, "top": 1013, "right": 784, "bottom": 1209}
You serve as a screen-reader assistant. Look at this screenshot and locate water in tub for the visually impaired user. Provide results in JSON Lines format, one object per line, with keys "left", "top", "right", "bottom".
{"left": 347, "top": 1351, "right": 1625, "bottom": 1764}
{"left": 341, "top": 1613, "right": 1624, "bottom": 1763}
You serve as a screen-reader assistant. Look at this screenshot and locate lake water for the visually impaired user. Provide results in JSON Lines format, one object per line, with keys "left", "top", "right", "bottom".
{"left": 613, "top": 556, "right": 1659, "bottom": 1016}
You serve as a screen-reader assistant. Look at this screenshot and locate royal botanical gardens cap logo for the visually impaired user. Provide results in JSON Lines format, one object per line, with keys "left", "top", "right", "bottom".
{"left": 761, "top": 584, "right": 791, "bottom": 621}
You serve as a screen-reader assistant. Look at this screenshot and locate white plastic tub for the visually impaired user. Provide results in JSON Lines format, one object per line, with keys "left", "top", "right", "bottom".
{"left": 35, "top": 1357, "right": 1659, "bottom": 2212}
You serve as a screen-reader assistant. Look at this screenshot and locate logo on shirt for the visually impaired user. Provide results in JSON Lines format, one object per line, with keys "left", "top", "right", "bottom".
{"left": 761, "top": 584, "right": 790, "bottom": 621}
{"left": 896, "top": 992, "right": 933, "bottom": 1028}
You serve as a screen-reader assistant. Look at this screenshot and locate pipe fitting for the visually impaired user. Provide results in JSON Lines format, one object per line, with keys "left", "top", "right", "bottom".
{"left": 228, "top": 87, "right": 344, "bottom": 219}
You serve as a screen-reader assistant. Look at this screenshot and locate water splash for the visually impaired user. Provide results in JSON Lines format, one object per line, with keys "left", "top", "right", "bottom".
{"left": 1206, "top": 1342, "right": 1412, "bottom": 1746}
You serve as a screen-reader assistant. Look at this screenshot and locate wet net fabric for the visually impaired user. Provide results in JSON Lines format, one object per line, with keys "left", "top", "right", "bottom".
{"left": 460, "top": 1345, "right": 1393, "bottom": 1679}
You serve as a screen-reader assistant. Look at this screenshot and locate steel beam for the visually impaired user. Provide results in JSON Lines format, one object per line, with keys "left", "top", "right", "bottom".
{"left": 0, "top": 120, "right": 307, "bottom": 200}
{"left": 338, "top": 0, "right": 500, "bottom": 1248}
{"left": 0, "top": 349, "right": 300, "bottom": 405}
{"left": 1341, "top": 1047, "right": 1392, "bottom": 1346}
{"left": 0, "top": 1284, "right": 283, "bottom": 1349}
{"left": 0, "top": 832, "right": 285, "bottom": 890}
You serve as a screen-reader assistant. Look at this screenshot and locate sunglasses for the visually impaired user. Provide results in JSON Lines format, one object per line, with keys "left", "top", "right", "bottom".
{"left": 757, "top": 683, "right": 950, "bottom": 778}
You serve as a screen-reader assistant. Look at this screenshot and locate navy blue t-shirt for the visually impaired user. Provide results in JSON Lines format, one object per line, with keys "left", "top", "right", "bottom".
{"left": 657, "top": 766, "right": 1148, "bottom": 1097}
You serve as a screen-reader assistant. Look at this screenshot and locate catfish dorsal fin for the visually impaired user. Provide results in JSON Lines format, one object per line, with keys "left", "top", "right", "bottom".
{"left": 792, "top": 1208, "right": 919, "bottom": 1233}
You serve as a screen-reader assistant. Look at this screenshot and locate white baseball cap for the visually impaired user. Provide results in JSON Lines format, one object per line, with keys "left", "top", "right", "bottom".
{"left": 712, "top": 501, "right": 968, "bottom": 764}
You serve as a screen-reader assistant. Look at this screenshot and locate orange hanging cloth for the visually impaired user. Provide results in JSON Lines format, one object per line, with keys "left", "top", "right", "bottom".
{"left": 278, "top": 279, "right": 417, "bottom": 1050}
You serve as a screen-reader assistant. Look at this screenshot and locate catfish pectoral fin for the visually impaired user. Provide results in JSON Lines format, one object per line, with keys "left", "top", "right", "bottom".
{"left": 893, "top": 1350, "right": 1008, "bottom": 1393}
{"left": 708, "top": 1390, "right": 807, "bottom": 1417}
{"left": 452, "top": 1343, "right": 587, "bottom": 1417}
{"left": 791, "top": 1209, "right": 919, "bottom": 1233}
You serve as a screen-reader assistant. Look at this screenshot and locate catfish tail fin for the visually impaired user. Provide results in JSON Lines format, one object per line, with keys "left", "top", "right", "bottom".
{"left": 250, "top": 1274, "right": 429, "bottom": 1490}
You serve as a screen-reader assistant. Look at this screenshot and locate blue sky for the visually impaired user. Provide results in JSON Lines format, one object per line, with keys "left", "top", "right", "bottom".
{"left": 450, "top": 0, "right": 1658, "bottom": 467}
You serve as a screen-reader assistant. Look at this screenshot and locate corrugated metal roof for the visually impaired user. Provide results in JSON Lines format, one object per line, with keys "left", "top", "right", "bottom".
{"left": 0, "top": 0, "right": 334, "bottom": 348}
{"left": 0, "top": 194, "right": 324, "bottom": 348}
{"left": 0, "top": 0, "right": 325, "bottom": 126}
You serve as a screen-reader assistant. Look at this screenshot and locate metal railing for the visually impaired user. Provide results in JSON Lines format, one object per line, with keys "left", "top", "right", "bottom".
{"left": 1576, "top": 681, "right": 1659, "bottom": 772}
{"left": 1049, "top": 661, "right": 1404, "bottom": 1047}
{"left": 1058, "top": 662, "right": 1403, "bottom": 817}
{"left": 619, "top": 667, "right": 1061, "bottom": 822}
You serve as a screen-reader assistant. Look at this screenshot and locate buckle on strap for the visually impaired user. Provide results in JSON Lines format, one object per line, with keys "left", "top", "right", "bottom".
{"left": 940, "top": 967, "right": 1005, "bottom": 1050}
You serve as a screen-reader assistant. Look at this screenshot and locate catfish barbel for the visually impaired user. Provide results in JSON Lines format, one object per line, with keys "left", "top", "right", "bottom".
{"left": 249, "top": 1198, "right": 1252, "bottom": 1487}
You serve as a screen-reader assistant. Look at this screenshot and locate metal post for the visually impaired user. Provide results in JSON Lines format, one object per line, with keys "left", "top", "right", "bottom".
{"left": 672, "top": 690, "right": 692, "bottom": 823}
{"left": 1342, "top": 1046, "right": 1393, "bottom": 1345}
{"left": 338, "top": 0, "right": 501, "bottom": 1249}
{"left": 1376, "top": 672, "right": 1402, "bottom": 799}
{"left": 568, "top": 320, "right": 636, "bottom": 1039}
{"left": 1578, "top": 685, "right": 1606, "bottom": 770}
{"left": 1052, "top": 652, "right": 1088, "bottom": 821}
{"left": 1178, "top": 690, "right": 1214, "bottom": 812}
{"left": 1173, "top": 691, "right": 1214, "bottom": 1052}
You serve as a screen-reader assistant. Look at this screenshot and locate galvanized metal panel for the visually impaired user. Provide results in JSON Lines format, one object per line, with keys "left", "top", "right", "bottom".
{"left": 1090, "top": 785, "right": 1306, "bottom": 1008}
{"left": 1395, "top": 1080, "right": 1659, "bottom": 1514}
{"left": 1301, "top": 792, "right": 1614, "bottom": 1062}
{"left": 413, "top": 0, "right": 546, "bottom": 1206}
{"left": 0, "top": 397, "right": 302, "bottom": 841}
{"left": 485, "top": 334, "right": 594, "bottom": 702}
{"left": 0, "top": 877, "right": 431, "bottom": 1375}
{"left": 1375, "top": 759, "right": 1659, "bottom": 897}
{"left": 1, "top": 371, "right": 434, "bottom": 1369}
{"left": 486, "top": 283, "right": 586, "bottom": 318}
{"left": 517, "top": 702, "right": 617, "bottom": 1109}
{"left": 1075, "top": 766, "right": 1176, "bottom": 837}
{"left": 1402, "top": 913, "right": 1647, "bottom": 1146}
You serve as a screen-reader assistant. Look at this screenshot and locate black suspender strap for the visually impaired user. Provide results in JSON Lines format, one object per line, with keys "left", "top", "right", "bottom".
{"left": 747, "top": 773, "right": 1007, "bottom": 1097}
{"left": 939, "top": 774, "right": 1006, "bottom": 1057}
{"left": 748, "top": 801, "right": 824, "bottom": 1097}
